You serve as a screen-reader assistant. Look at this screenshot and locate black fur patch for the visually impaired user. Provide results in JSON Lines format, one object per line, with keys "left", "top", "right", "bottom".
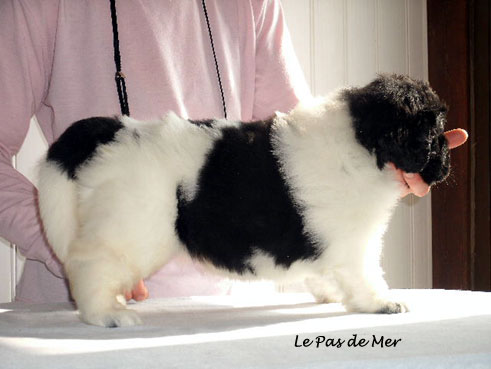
{"left": 47, "top": 117, "right": 124, "bottom": 179}
{"left": 175, "top": 120, "right": 320, "bottom": 275}
{"left": 343, "top": 74, "right": 450, "bottom": 185}
{"left": 419, "top": 122, "right": 450, "bottom": 185}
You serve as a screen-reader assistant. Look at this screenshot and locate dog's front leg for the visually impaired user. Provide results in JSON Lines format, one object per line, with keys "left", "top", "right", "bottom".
{"left": 305, "top": 274, "right": 344, "bottom": 304}
{"left": 332, "top": 265, "right": 408, "bottom": 314}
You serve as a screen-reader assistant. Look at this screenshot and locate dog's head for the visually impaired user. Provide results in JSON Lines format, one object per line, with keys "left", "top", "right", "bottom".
{"left": 342, "top": 74, "right": 450, "bottom": 185}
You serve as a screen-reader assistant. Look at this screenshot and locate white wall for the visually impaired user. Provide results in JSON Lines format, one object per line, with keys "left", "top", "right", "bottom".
{"left": 0, "top": 0, "right": 432, "bottom": 303}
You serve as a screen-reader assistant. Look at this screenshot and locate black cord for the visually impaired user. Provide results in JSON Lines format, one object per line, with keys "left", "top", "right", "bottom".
{"left": 110, "top": 0, "right": 130, "bottom": 116}
{"left": 109, "top": 0, "right": 226, "bottom": 119}
{"left": 201, "top": 0, "right": 227, "bottom": 119}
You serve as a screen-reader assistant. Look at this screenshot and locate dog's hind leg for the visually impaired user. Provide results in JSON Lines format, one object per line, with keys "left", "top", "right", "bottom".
{"left": 65, "top": 238, "right": 143, "bottom": 327}
{"left": 305, "top": 274, "right": 344, "bottom": 304}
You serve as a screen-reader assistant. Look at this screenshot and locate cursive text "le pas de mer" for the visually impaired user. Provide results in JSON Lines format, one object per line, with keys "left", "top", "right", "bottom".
{"left": 294, "top": 334, "right": 402, "bottom": 349}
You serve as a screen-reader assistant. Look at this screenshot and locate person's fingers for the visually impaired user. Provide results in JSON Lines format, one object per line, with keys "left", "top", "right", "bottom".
{"left": 403, "top": 172, "right": 430, "bottom": 197}
{"left": 445, "top": 129, "right": 468, "bottom": 149}
{"left": 125, "top": 280, "right": 149, "bottom": 301}
{"left": 387, "top": 163, "right": 412, "bottom": 197}
{"left": 131, "top": 280, "right": 149, "bottom": 301}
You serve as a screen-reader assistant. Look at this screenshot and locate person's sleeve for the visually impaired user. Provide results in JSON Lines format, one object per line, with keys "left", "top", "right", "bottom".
{"left": 0, "top": 0, "right": 64, "bottom": 278}
{"left": 252, "top": 0, "right": 312, "bottom": 120}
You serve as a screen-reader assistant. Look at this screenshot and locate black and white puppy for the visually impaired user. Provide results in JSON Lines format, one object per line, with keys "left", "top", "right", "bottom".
{"left": 38, "top": 74, "right": 450, "bottom": 327}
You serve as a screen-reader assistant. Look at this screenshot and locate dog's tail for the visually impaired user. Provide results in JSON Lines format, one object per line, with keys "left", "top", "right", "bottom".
{"left": 37, "top": 159, "right": 78, "bottom": 263}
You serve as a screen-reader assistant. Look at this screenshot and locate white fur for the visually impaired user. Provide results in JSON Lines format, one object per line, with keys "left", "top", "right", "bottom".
{"left": 38, "top": 94, "right": 406, "bottom": 327}
{"left": 271, "top": 94, "right": 403, "bottom": 313}
{"left": 37, "top": 161, "right": 78, "bottom": 263}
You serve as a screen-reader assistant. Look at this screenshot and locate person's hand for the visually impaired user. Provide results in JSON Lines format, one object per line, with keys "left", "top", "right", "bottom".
{"left": 125, "top": 279, "right": 149, "bottom": 301}
{"left": 390, "top": 129, "right": 468, "bottom": 197}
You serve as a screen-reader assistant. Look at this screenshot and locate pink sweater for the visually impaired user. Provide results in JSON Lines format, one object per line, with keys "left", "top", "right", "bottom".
{"left": 0, "top": 0, "right": 310, "bottom": 303}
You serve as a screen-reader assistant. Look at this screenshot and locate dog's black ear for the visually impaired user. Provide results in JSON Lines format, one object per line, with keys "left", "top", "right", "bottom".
{"left": 342, "top": 74, "right": 450, "bottom": 183}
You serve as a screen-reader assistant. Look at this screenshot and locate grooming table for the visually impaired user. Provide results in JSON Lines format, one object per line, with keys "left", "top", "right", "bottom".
{"left": 1, "top": 290, "right": 490, "bottom": 369}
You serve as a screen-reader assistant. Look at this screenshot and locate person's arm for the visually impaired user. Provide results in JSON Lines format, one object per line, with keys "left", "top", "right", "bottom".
{"left": 0, "top": 0, "right": 64, "bottom": 278}
{"left": 252, "top": 0, "right": 311, "bottom": 119}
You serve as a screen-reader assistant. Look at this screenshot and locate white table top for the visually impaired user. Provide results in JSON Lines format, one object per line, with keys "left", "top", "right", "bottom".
{"left": 1, "top": 289, "right": 490, "bottom": 369}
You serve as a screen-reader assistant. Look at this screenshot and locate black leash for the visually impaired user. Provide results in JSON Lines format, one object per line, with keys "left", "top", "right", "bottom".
{"left": 109, "top": 0, "right": 227, "bottom": 119}
{"left": 201, "top": 0, "right": 227, "bottom": 119}
{"left": 110, "top": 0, "right": 130, "bottom": 116}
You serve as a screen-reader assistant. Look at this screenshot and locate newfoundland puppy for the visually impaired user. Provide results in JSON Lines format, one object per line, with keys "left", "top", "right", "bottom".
{"left": 38, "top": 74, "right": 450, "bottom": 327}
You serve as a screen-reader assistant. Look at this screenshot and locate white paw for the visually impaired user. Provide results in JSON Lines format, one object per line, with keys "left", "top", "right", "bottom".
{"left": 81, "top": 309, "right": 142, "bottom": 327}
{"left": 346, "top": 299, "right": 409, "bottom": 314}
{"left": 376, "top": 301, "right": 409, "bottom": 314}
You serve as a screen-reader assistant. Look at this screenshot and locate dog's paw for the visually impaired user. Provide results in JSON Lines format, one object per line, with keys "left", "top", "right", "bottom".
{"left": 375, "top": 301, "right": 409, "bottom": 314}
{"left": 81, "top": 309, "right": 142, "bottom": 328}
{"left": 345, "top": 297, "right": 409, "bottom": 314}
